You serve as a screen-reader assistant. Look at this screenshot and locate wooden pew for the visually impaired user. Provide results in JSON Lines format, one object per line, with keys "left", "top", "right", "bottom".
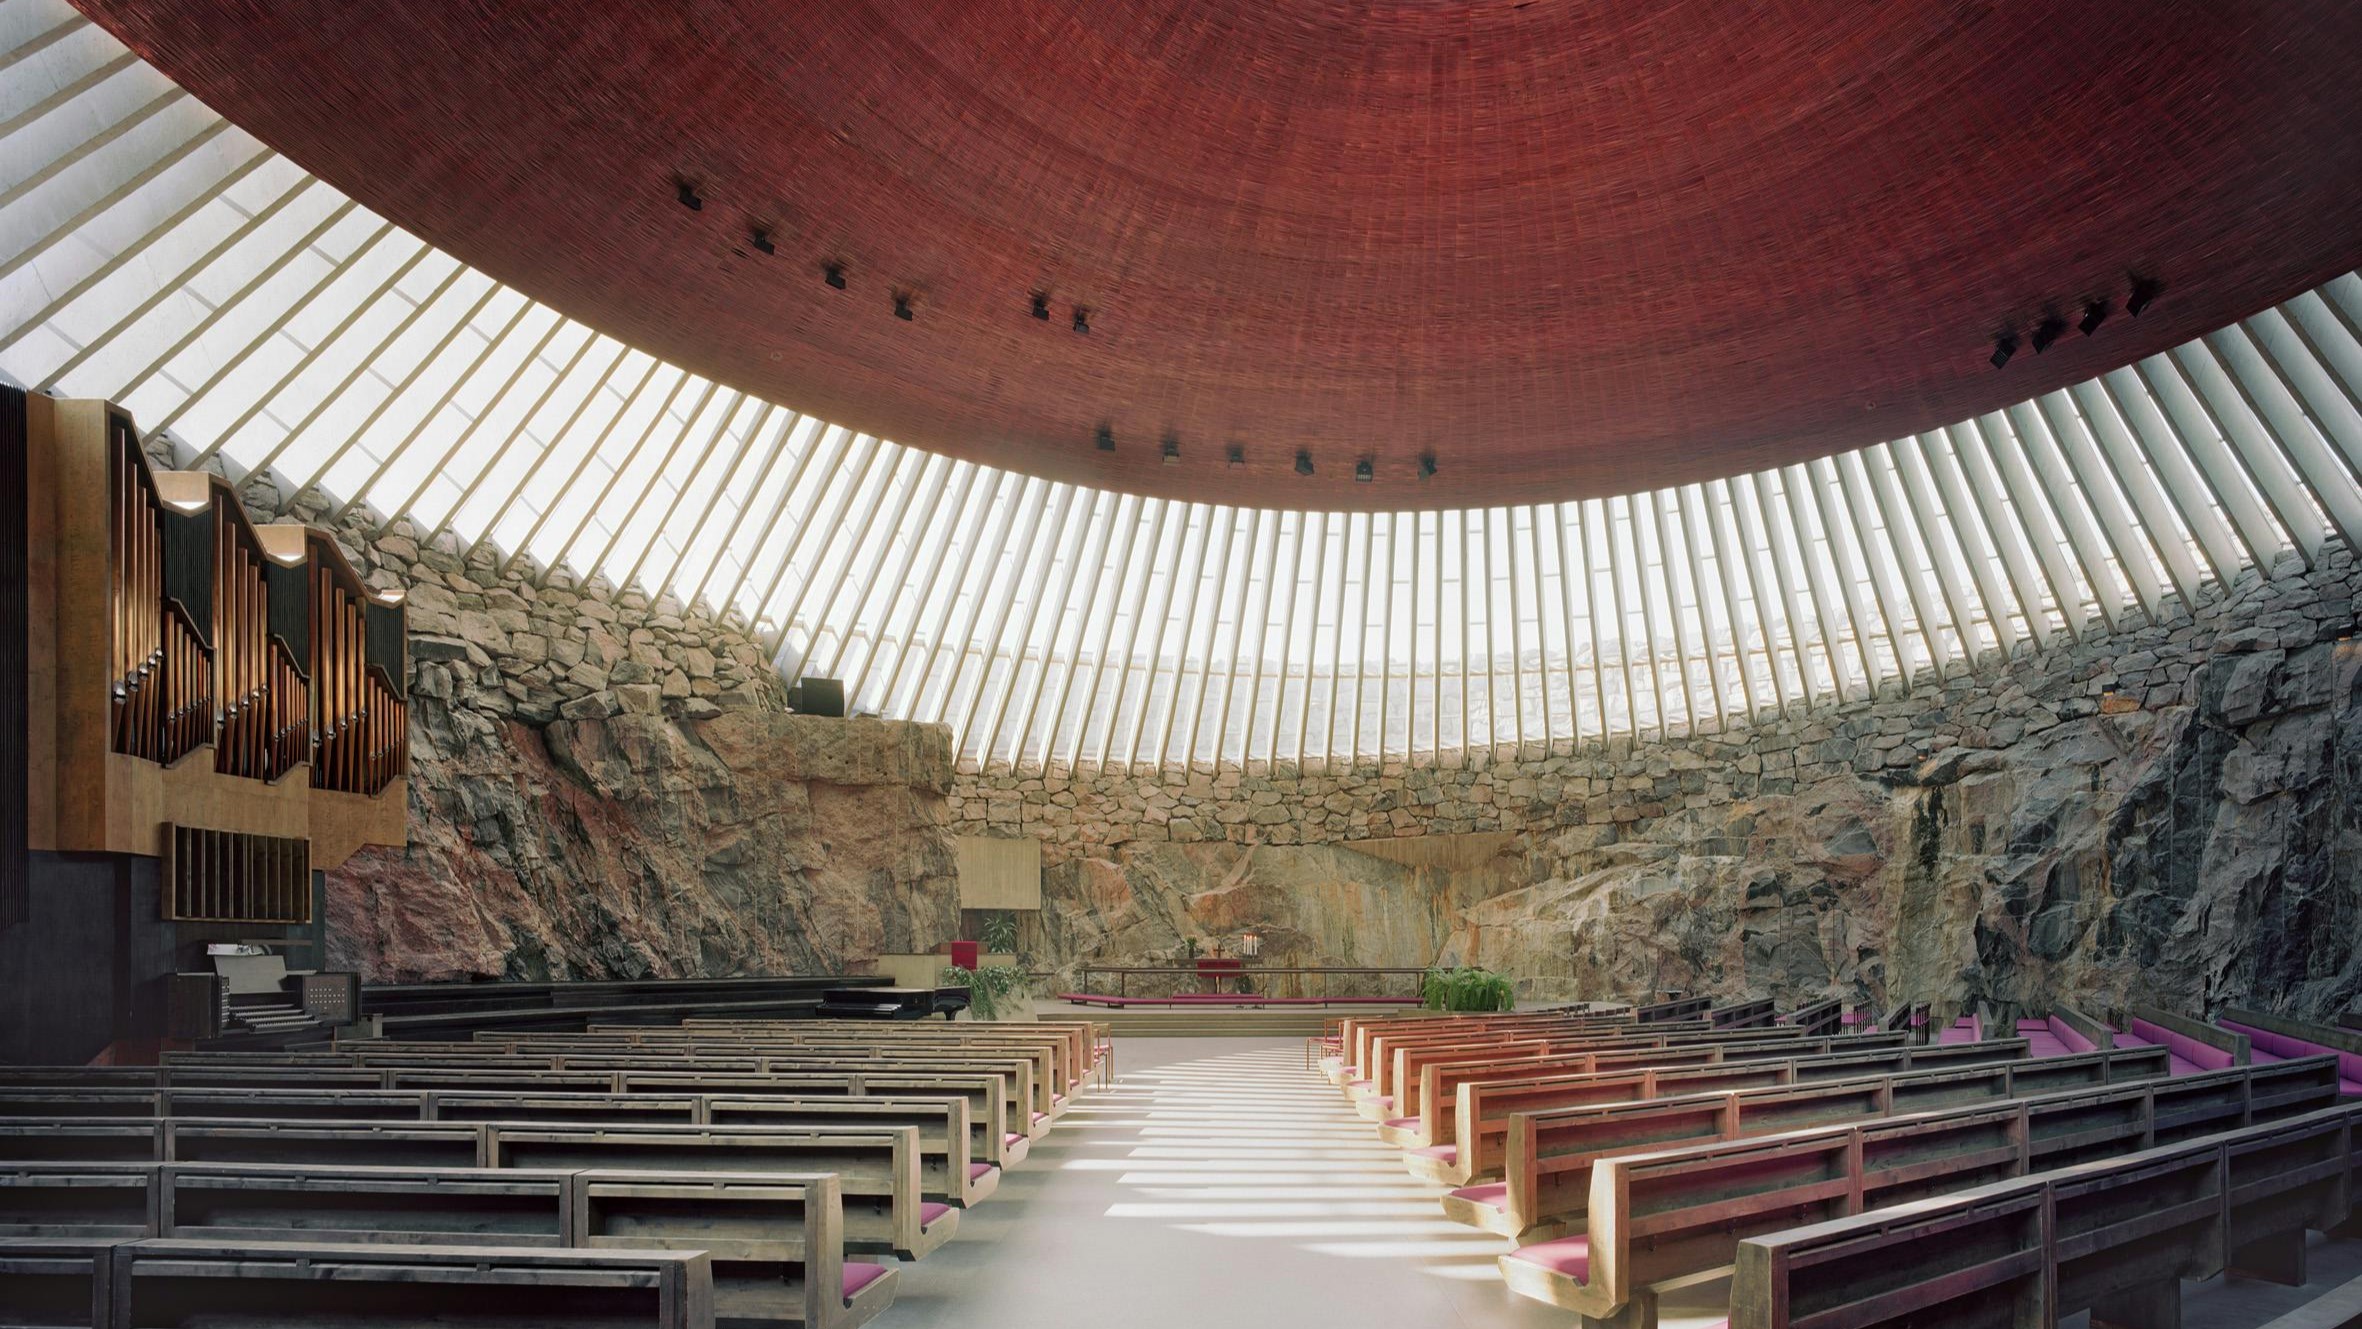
{"left": 484, "top": 1123, "right": 948, "bottom": 1261}
{"left": 1636, "top": 995, "right": 1713, "bottom": 1023}
{"left": 1398, "top": 1033, "right": 2069, "bottom": 1180}
{"left": 1730, "top": 1105, "right": 2362, "bottom": 1329}
{"left": 116, "top": 1239, "right": 716, "bottom": 1329}
{"left": 1498, "top": 1066, "right": 2350, "bottom": 1329}
{"left": 1467, "top": 1046, "right": 2196, "bottom": 1241}
{"left": 1418, "top": 1037, "right": 2058, "bottom": 1189}
{"left": 1712, "top": 998, "right": 1778, "bottom": 1029}
{"left": 1392, "top": 1033, "right": 1918, "bottom": 1151}
{"left": 1357, "top": 1023, "right": 1812, "bottom": 1119}
{"left": 0, "top": 1159, "right": 894, "bottom": 1329}
{"left": 0, "top": 1086, "right": 992, "bottom": 1207}
{"left": 0, "top": 1236, "right": 125, "bottom": 1326}
{"left": 1332, "top": 1013, "right": 1645, "bottom": 1086}
{"left": 1781, "top": 998, "right": 1843, "bottom": 1036}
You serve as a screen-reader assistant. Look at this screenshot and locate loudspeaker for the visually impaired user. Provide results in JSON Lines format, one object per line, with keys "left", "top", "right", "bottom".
{"left": 788, "top": 678, "right": 846, "bottom": 717}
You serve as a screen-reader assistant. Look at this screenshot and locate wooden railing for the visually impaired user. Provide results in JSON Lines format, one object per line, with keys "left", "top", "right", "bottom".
{"left": 108, "top": 417, "right": 167, "bottom": 760}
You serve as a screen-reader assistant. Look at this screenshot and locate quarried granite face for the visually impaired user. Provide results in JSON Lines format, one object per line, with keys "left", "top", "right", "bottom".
{"left": 962, "top": 549, "right": 2362, "bottom": 1023}
{"left": 278, "top": 493, "right": 962, "bottom": 984}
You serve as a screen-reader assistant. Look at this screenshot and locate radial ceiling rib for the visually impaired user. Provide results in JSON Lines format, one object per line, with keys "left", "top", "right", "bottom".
{"left": 8, "top": 4, "right": 2362, "bottom": 773}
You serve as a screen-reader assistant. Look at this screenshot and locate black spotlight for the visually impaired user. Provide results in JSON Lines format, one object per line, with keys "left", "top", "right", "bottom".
{"left": 1990, "top": 334, "right": 2017, "bottom": 370}
{"left": 2126, "top": 276, "right": 2160, "bottom": 317}
{"left": 1353, "top": 458, "right": 1374, "bottom": 483}
{"left": 1073, "top": 308, "right": 1091, "bottom": 335}
{"left": 1295, "top": 450, "right": 1314, "bottom": 476}
{"left": 2031, "top": 316, "right": 2066, "bottom": 354}
{"left": 1418, "top": 453, "right": 1437, "bottom": 479}
{"left": 2078, "top": 301, "right": 2108, "bottom": 336}
{"left": 824, "top": 263, "right": 847, "bottom": 290}
{"left": 893, "top": 292, "right": 914, "bottom": 321}
{"left": 1095, "top": 423, "right": 1115, "bottom": 452}
{"left": 675, "top": 180, "right": 703, "bottom": 211}
{"left": 1031, "top": 292, "right": 1050, "bottom": 320}
{"left": 1226, "top": 445, "right": 1246, "bottom": 468}
{"left": 749, "top": 228, "right": 774, "bottom": 256}
{"left": 1161, "top": 435, "right": 1180, "bottom": 465}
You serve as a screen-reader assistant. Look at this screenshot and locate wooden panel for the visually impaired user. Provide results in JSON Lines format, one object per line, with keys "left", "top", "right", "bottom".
{"left": 955, "top": 835, "right": 1040, "bottom": 912}
{"left": 164, "top": 824, "right": 311, "bottom": 924}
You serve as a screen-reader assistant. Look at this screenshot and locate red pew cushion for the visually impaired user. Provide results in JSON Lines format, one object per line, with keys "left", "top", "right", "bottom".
{"left": 844, "top": 1263, "right": 890, "bottom": 1300}
{"left": 1448, "top": 1182, "right": 1509, "bottom": 1213}
{"left": 1505, "top": 1234, "right": 1592, "bottom": 1284}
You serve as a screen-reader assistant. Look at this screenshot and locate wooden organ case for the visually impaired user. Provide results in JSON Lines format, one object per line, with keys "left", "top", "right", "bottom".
{"left": 2, "top": 393, "right": 408, "bottom": 1060}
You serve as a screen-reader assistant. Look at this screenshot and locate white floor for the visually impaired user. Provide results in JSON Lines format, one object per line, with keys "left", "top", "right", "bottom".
{"left": 883, "top": 1036, "right": 2362, "bottom": 1329}
{"left": 883, "top": 1036, "right": 1571, "bottom": 1329}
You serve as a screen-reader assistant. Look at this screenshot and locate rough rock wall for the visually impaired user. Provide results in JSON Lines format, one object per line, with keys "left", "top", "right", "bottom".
{"left": 955, "top": 550, "right": 2362, "bottom": 1023}
{"left": 193, "top": 463, "right": 962, "bottom": 983}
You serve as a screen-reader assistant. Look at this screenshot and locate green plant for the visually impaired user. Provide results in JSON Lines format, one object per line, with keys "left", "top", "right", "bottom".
{"left": 940, "top": 963, "right": 1031, "bottom": 1021}
{"left": 979, "top": 911, "right": 1020, "bottom": 955}
{"left": 1422, "top": 966, "right": 1515, "bottom": 1012}
{"left": 1175, "top": 936, "right": 1202, "bottom": 964}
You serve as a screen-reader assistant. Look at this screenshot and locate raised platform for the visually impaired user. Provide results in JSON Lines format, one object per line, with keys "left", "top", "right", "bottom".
{"left": 1037, "top": 998, "right": 1367, "bottom": 1038}
{"left": 1057, "top": 992, "right": 1420, "bottom": 1009}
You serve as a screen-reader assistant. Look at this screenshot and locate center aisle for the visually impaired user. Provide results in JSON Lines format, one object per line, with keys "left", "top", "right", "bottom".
{"left": 884, "top": 1036, "right": 1572, "bottom": 1329}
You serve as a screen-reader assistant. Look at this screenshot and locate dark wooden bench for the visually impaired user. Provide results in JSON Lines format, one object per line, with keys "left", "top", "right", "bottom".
{"left": 1712, "top": 998, "right": 1779, "bottom": 1030}
{"left": 117, "top": 1238, "right": 717, "bottom": 1326}
{"left": 0, "top": 1235, "right": 124, "bottom": 1325}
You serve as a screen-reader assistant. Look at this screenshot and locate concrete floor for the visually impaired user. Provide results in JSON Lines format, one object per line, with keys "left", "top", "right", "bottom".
{"left": 884, "top": 1035, "right": 2362, "bottom": 1329}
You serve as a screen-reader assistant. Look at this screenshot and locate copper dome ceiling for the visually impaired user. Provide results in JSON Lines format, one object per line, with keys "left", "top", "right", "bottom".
{"left": 71, "top": 0, "right": 2362, "bottom": 507}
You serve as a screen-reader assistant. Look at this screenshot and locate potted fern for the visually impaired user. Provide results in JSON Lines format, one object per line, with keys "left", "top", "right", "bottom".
{"left": 1421, "top": 966, "right": 1515, "bottom": 1012}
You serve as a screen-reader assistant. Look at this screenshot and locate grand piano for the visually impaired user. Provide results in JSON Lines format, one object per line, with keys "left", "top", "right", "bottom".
{"left": 817, "top": 986, "right": 972, "bottom": 1020}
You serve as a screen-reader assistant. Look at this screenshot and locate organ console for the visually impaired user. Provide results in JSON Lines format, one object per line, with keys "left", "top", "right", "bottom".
{"left": 3, "top": 390, "right": 410, "bottom": 1062}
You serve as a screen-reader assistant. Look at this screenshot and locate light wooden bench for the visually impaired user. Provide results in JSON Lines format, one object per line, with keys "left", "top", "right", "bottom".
{"left": 1467, "top": 1046, "right": 2186, "bottom": 1240}
{"left": 1496, "top": 1063, "right": 2349, "bottom": 1329}
{"left": 1731, "top": 1106, "right": 2362, "bottom": 1329}
{"left": 1417, "top": 1037, "right": 2054, "bottom": 1189}
{"left": 1398, "top": 1033, "right": 2069, "bottom": 1180}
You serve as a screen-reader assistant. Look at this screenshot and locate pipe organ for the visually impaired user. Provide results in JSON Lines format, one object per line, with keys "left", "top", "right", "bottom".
{"left": 4, "top": 392, "right": 408, "bottom": 1063}
{"left": 18, "top": 393, "right": 409, "bottom": 886}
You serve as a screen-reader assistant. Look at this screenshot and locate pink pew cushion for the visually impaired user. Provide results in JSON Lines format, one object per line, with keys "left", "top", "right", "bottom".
{"left": 920, "top": 1201, "right": 953, "bottom": 1228}
{"left": 2046, "top": 1017, "right": 2097, "bottom": 1055}
{"left": 1373, "top": 1095, "right": 1394, "bottom": 1109}
{"left": 2129, "top": 1018, "right": 2236, "bottom": 1071}
{"left": 1505, "top": 1234, "right": 1592, "bottom": 1284}
{"left": 1384, "top": 1117, "right": 1418, "bottom": 1130}
{"left": 844, "top": 1263, "right": 890, "bottom": 1300}
{"left": 1004, "top": 1132, "right": 1023, "bottom": 1149}
{"left": 2218, "top": 1019, "right": 2362, "bottom": 1085}
{"left": 1449, "top": 1182, "right": 1509, "bottom": 1213}
{"left": 969, "top": 1162, "right": 998, "bottom": 1183}
{"left": 1031, "top": 1112, "right": 1049, "bottom": 1125}
{"left": 1409, "top": 1143, "right": 1457, "bottom": 1162}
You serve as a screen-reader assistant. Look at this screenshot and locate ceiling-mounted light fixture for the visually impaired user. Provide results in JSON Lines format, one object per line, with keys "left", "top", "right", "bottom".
{"left": 749, "top": 227, "right": 774, "bottom": 255}
{"left": 893, "top": 292, "right": 914, "bottom": 321}
{"left": 1990, "top": 334, "right": 2017, "bottom": 370}
{"left": 823, "top": 262, "right": 847, "bottom": 290}
{"left": 2126, "top": 276, "right": 2160, "bottom": 317}
{"left": 1418, "top": 453, "right": 1437, "bottom": 479}
{"left": 1353, "top": 458, "right": 1374, "bottom": 483}
{"left": 1226, "top": 445, "right": 1245, "bottom": 468}
{"left": 675, "top": 180, "right": 703, "bottom": 211}
{"left": 1161, "top": 435, "right": 1181, "bottom": 465}
{"left": 1295, "top": 450, "right": 1314, "bottom": 476}
{"left": 1072, "top": 308, "right": 1091, "bottom": 335}
{"left": 1095, "top": 423, "right": 1115, "bottom": 451}
{"left": 2030, "top": 316, "right": 2066, "bottom": 354}
{"left": 2078, "top": 301, "right": 2108, "bottom": 336}
{"left": 1031, "top": 292, "right": 1050, "bottom": 320}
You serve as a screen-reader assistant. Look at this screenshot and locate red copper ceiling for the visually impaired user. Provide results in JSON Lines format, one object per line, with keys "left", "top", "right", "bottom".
{"left": 75, "top": 0, "right": 2362, "bottom": 508}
